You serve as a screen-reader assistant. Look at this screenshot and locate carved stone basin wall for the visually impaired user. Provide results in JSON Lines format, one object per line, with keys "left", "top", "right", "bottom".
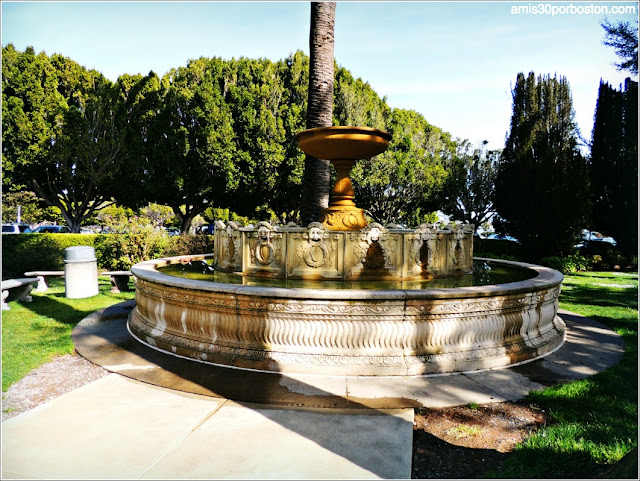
{"left": 214, "top": 220, "right": 475, "bottom": 280}
{"left": 128, "top": 255, "right": 565, "bottom": 376}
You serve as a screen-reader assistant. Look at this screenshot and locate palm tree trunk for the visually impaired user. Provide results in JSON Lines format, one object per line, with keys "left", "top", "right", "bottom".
{"left": 300, "top": 1, "right": 336, "bottom": 225}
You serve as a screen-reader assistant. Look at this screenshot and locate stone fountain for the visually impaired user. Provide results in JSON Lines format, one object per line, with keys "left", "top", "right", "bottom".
{"left": 128, "top": 126, "right": 565, "bottom": 376}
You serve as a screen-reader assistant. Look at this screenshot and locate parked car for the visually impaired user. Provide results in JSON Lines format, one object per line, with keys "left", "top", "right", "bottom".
{"left": 577, "top": 230, "right": 617, "bottom": 247}
{"left": 32, "top": 225, "right": 71, "bottom": 233}
{"left": 162, "top": 227, "right": 180, "bottom": 237}
{"left": 486, "top": 233, "right": 519, "bottom": 243}
{"left": 2, "top": 223, "right": 32, "bottom": 234}
{"left": 196, "top": 224, "right": 215, "bottom": 235}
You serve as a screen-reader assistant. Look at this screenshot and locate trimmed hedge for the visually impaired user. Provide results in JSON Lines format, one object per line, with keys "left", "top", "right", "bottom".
{"left": 2, "top": 234, "right": 97, "bottom": 279}
{"left": 2, "top": 233, "right": 215, "bottom": 279}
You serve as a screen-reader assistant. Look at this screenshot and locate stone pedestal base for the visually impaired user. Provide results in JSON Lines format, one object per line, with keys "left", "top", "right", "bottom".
{"left": 321, "top": 206, "right": 368, "bottom": 231}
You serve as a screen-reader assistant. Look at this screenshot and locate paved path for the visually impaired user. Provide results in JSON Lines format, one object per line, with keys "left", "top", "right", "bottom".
{"left": 1, "top": 305, "right": 625, "bottom": 479}
{"left": 2, "top": 374, "right": 412, "bottom": 479}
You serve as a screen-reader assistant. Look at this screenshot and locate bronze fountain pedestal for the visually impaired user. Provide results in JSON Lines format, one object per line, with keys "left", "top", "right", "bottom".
{"left": 295, "top": 126, "right": 392, "bottom": 231}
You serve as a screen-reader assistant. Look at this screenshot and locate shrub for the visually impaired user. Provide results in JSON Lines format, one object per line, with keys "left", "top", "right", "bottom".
{"left": 539, "top": 254, "right": 591, "bottom": 274}
{"left": 578, "top": 241, "right": 636, "bottom": 270}
{"left": 94, "top": 229, "right": 168, "bottom": 271}
{"left": 162, "top": 234, "right": 215, "bottom": 258}
{"left": 3, "top": 230, "right": 216, "bottom": 279}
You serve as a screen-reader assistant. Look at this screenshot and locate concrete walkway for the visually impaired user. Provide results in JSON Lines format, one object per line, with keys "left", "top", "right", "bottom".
{"left": 1, "top": 305, "right": 625, "bottom": 479}
{"left": 2, "top": 374, "right": 412, "bottom": 479}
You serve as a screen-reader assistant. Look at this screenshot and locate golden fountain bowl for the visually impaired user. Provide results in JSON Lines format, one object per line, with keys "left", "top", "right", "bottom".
{"left": 295, "top": 126, "right": 392, "bottom": 160}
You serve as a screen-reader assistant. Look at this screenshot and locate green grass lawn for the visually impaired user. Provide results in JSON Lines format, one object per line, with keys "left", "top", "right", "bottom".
{"left": 487, "top": 270, "right": 638, "bottom": 478}
{"left": 2, "top": 277, "right": 135, "bottom": 392}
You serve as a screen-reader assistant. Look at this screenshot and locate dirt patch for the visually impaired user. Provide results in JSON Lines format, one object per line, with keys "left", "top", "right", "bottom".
{"left": 2, "top": 354, "right": 109, "bottom": 422}
{"left": 411, "top": 402, "right": 550, "bottom": 478}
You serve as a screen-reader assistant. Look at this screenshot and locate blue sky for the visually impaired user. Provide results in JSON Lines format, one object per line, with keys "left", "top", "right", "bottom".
{"left": 2, "top": 1, "right": 638, "bottom": 149}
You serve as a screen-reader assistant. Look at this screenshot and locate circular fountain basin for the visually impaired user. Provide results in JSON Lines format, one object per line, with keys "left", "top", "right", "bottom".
{"left": 128, "top": 255, "right": 565, "bottom": 376}
{"left": 295, "top": 126, "right": 392, "bottom": 160}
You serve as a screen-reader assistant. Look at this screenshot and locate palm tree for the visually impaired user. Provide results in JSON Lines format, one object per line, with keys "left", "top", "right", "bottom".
{"left": 300, "top": 1, "right": 336, "bottom": 225}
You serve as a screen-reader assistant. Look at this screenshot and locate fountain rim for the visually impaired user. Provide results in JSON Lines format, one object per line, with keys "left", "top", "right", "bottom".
{"left": 294, "top": 125, "right": 392, "bottom": 142}
{"left": 131, "top": 254, "right": 564, "bottom": 300}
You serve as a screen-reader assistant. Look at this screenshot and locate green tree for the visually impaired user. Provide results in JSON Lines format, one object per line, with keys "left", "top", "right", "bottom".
{"left": 590, "top": 78, "right": 638, "bottom": 256}
{"left": 116, "top": 55, "right": 308, "bottom": 229}
{"left": 225, "top": 55, "right": 306, "bottom": 221}
{"left": 119, "top": 58, "right": 239, "bottom": 233}
{"left": 351, "top": 108, "right": 455, "bottom": 227}
{"left": 601, "top": 18, "right": 638, "bottom": 75}
{"left": 300, "top": 1, "right": 336, "bottom": 224}
{"left": 2, "top": 45, "right": 124, "bottom": 232}
{"left": 1, "top": 191, "right": 64, "bottom": 225}
{"left": 111, "top": 71, "right": 165, "bottom": 210}
{"left": 333, "top": 65, "right": 389, "bottom": 129}
{"left": 494, "top": 72, "right": 590, "bottom": 259}
{"left": 139, "top": 203, "right": 176, "bottom": 229}
{"left": 438, "top": 140, "right": 499, "bottom": 234}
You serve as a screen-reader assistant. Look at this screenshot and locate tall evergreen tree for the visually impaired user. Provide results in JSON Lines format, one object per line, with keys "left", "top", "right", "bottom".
{"left": 118, "top": 58, "right": 239, "bottom": 233}
{"left": 601, "top": 18, "right": 638, "bottom": 76}
{"left": 494, "top": 72, "right": 590, "bottom": 259}
{"left": 114, "top": 54, "right": 309, "bottom": 230}
{"left": 590, "top": 78, "right": 638, "bottom": 256}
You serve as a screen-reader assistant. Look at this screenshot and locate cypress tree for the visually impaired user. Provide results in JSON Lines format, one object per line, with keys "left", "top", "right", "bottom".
{"left": 590, "top": 78, "right": 638, "bottom": 257}
{"left": 494, "top": 72, "right": 590, "bottom": 259}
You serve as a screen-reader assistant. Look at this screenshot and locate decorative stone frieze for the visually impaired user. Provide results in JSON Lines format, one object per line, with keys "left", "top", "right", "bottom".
{"left": 213, "top": 220, "right": 475, "bottom": 280}
{"left": 214, "top": 221, "right": 242, "bottom": 272}
{"left": 287, "top": 222, "right": 343, "bottom": 279}
{"left": 243, "top": 221, "right": 285, "bottom": 277}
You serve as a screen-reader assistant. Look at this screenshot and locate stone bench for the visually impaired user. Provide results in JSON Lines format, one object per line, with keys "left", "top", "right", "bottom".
{"left": 101, "top": 271, "right": 133, "bottom": 293}
{"left": 2, "top": 278, "right": 40, "bottom": 310}
{"left": 23, "top": 271, "right": 65, "bottom": 292}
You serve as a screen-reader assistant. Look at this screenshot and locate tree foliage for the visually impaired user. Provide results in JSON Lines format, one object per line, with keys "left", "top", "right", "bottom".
{"left": 351, "top": 108, "right": 455, "bottom": 227}
{"left": 601, "top": 18, "right": 639, "bottom": 76}
{"left": 2, "top": 44, "right": 124, "bottom": 232}
{"left": 4, "top": 43, "right": 477, "bottom": 234}
{"left": 224, "top": 54, "right": 307, "bottom": 221}
{"left": 438, "top": 140, "right": 499, "bottom": 233}
{"left": 114, "top": 54, "right": 309, "bottom": 232}
{"left": 332, "top": 69, "right": 456, "bottom": 227}
{"left": 590, "top": 78, "right": 638, "bottom": 256}
{"left": 149, "top": 58, "right": 239, "bottom": 233}
{"left": 1, "top": 191, "right": 64, "bottom": 225}
{"left": 333, "top": 65, "right": 388, "bottom": 129}
{"left": 494, "top": 72, "right": 590, "bottom": 259}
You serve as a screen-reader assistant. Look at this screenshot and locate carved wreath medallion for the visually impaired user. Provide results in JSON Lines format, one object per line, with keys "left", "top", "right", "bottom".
{"left": 298, "top": 222, "right": 332, "bottom": 268}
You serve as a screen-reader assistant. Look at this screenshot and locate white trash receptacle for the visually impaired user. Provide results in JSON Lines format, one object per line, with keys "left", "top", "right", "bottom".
{"left": 64, "top": 246, "right": 99, "bottom": 299}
